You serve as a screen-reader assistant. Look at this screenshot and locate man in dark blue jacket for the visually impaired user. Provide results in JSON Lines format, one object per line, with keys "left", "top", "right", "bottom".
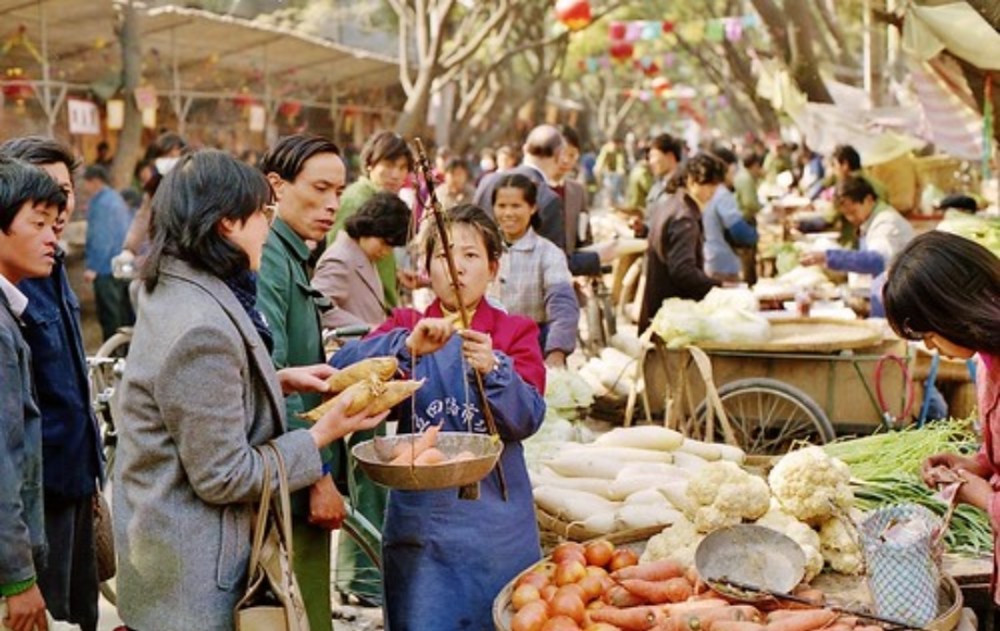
{"left": 1, "top": 137, "right": 103, "bottom": 631}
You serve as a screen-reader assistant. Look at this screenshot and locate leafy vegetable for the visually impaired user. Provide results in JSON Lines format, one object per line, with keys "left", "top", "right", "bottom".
{"left": 936, "top": 210, "right": 1000, "bottom": 258}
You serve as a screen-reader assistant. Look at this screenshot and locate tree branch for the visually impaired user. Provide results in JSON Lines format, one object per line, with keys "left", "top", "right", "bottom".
{"left": 440, "top": 0, "right": 510, "bottom": 70}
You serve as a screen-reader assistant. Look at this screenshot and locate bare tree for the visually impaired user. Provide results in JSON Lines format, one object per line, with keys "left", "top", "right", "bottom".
{"left": 111, "top": 0, "right": 143, "bottom": 189}
{"left": 749, "top": 0, "right": 833, "bottom": 103}
{"left": 387, "top": 0, "right": 514, "bottom": 136}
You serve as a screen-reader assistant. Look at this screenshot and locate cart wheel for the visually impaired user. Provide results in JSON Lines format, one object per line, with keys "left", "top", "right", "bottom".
{"left": 695, "top": 378, "right": 834, "bottom": 455}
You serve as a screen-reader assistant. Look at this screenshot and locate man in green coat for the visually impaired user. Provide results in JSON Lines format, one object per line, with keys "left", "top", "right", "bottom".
{"left": 258, "top": 135, "right": 347, "bottom": 631}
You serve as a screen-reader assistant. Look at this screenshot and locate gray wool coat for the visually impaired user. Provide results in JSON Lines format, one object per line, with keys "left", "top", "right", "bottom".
{"left": 112, "top": 257, "right": 323, "bottom": 631}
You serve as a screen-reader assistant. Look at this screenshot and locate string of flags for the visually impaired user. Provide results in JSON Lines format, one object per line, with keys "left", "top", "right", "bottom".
{"left": 608, "top": 14, "right": 761, "bottom": 45}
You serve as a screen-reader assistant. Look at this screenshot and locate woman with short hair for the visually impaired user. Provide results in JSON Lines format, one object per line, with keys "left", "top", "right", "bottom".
{"left": 112, "top": 150, "right": 387, "bottom": 631}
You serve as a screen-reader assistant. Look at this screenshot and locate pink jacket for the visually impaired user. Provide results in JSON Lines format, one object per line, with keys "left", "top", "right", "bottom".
{"left": 972, "top": 353, "right": 1000, "bottom": 603}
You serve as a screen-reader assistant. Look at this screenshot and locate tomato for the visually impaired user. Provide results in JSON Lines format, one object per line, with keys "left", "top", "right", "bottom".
{"left": 549, "top": 592, "right": 586, "bottom": 625}
{"left": 511, "top": 601, "right": 549, "bottom": 631}
{"left": 512, "top": 583, "right": 542, "bottom": 611}
{"left": 583, "top": 540, "right": 615, "bottom": 568}
{"left": 554, "top": 559, "right": 587, "bottom": 586}
{"left": 541, "top": 614, "right": 582, "bottom": 631}
{"left": 608, "top": 548, "right": 639, "bottom": 572}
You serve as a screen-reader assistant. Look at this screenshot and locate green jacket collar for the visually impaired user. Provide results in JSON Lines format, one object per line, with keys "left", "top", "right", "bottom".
{"left": 271, "top": 217, "right": 311, "bottom": 263}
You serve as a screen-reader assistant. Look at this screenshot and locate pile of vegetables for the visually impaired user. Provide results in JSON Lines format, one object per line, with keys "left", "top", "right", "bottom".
{"left": 508, "top": 538, "right": 881, "bottom": 631}
{"left": 643, "top": 446, "right": 863, "bottom": 581}
{"left": 649, "top": 288, "right": 770, "bottom": 349}
{"left": 821, "top": 418, "right": 991, "bottom": 556}
{"left": 531, "top": 426, "right": 747, "bottom": 535}
{"left": 547, "top": 368, "right": 596, "bottom": 413}
{"left": 936, "top": 210, "right": 1000, "bottom": 259}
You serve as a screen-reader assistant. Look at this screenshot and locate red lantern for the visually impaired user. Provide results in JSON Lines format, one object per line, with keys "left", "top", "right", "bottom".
{"left": 643, "top": 62, "right": 660, "bottom": 77}
{"left": 609, "top": 40, "right": 634, "bottom": 62}
{"left": 555, "top": 0, "right": 591, "bottom": 31}
{"left": 608, "top": 21, "right": 626, "bottom": 40}
{"left": 278, "top": 100, "right": 302, "bottom": 121}
{"left": 651, "top": 77, "right": 671, "bottom": 95}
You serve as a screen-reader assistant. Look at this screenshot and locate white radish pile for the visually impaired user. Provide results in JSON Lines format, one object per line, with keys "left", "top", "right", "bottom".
{"left": 531, "top": 425, "right": 746, "bottom": 535}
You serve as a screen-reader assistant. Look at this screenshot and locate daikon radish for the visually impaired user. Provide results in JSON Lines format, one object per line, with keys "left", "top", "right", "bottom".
{"left": 544, "top": 454, "right": 629, "bottom": 479}
{"left": 561, "top": 444, "right": 674, "bottom": 463}
{"left": 532, "top": 486, "right": 619, "bottom": 522}
{"left": 530, "top": 472, "right": 615, "bottom": 498}
{"left": 616, "top": 504, "right": 683, "bottom": 530}
{"left": 677, "top": 438, "right": 722, "bottom": 461}
{"left": 610, "top": 475, "right": 684, "bottom": 500}
{"left": 625, "top": 489, "right": 672, "bottom": 506}
{"left": 618, "top": 462, "right": 693, "bottom": 480}
{"left": 672, "top": 451, "right": 710, "bottom": 472}
{"left": 658, "top": 481, "right": 694, "bottom": 513}
{"left": 717, "top": 443, "right": 747, "bottom": 464}
{"left": 571, "top": 510, "right": 618, "bottom": 534}
{"left": 595, "top": 426, "right": 685, "bottom": 451}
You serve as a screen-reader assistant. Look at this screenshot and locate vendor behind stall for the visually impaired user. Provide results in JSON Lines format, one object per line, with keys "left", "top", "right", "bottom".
{"left": 883, "top": 231, "right": 999, "bottom": 607}
{"left": 800, "top": 175, "right": 914, "bottom": 315}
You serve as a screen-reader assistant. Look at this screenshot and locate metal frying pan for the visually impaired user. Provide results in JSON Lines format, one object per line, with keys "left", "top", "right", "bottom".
{"left": 695, "top": 524, "right": 806, "bottom": 599}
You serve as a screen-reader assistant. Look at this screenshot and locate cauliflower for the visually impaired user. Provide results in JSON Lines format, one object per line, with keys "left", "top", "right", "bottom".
{"left": 685, "top": 461, "right": 771, "bottom": 532}
{"left": 769, "top": 446, "right": 853, "bottom": 525}
{"left": 818, "top": 516, "right": 864, "bottom": 575}
{"left": 755, "top": 503, "right": 824, "bottom": 582}
{"left": 641, "top": 515, "right": 704, "bottom": 567}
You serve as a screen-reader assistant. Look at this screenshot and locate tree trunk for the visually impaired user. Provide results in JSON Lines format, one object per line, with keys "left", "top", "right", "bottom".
{"left": 749, "top": 0, "right": 832, "bottom": 103}
{"left": 394, "top": 66, "right": 436, "bottom": 136}
{"left": 110, "top": 0, "right": 142, "bottom": 190}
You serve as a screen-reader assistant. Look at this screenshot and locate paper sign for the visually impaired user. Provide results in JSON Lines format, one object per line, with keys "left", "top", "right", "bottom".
{"left": 142, "top": 107, "right": 157, "bottom": 129}
{"left": 106, "top": 99, "right": 124, "bottom": 130}
{"left": 134, "top": 86, "right": 158, "bottom": 111}
{"left": 67, "top": 99, "right": 100, "bottom": 135}
{"left": 248, "top": 104, "right": 266, "bottom": 132}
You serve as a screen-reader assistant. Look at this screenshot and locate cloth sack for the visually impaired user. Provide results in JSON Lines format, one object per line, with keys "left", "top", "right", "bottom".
{"left": 234, "top": 443, "right": 310, "bottom": 631}
{"left": 93, "top": 489, "right": 116, "bottom": 582}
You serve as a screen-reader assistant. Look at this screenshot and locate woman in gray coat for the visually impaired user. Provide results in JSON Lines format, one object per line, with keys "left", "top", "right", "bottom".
{"left": 112, "top": 150, "right": 388, "bottom": 631}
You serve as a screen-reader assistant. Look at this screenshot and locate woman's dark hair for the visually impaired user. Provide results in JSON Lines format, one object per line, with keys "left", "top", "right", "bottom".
{"left": 0, "top": 136, "right": 79, "bottom": 173}
{"left": 710, "top": 145, "right": 738, "bottom": 167}
{"left": 0, "top": 156, "right": 66, "bottom": 232}
{"left": 258, "top": 134, "right": 340, "bottom": 183}
{"left": 665, "top": 161, "right": 688, "bottom": 195}
{"left": 344, "top": 192, "right": 411, "bottom": 247}
{"left": 360, "top": 131, "right": 413, "bottom": 174}
{"left": 144, "top": 131, "right": 188, "bottom": 162}
{"left": 492, "top": 173, "right": 537, "bottom": 207}
{"left": 835, "top": 175, "right": 877, "bottom": 204}
{"left": 883, "top": 231, "right": 1000, "bottom": 356}
{"left": 685, "top": 153, "right": 726, "bottom": 185}
{"left": 423, "top": 204, "right": 503, "bottom": 273}
{"left": 142, "top": 150, "right": 272, "bottom": 291}
{"left": 832, "top": 144, "right": 862, "bottom": 171}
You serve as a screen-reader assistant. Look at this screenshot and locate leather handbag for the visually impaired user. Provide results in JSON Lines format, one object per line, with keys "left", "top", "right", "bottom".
{"left": 234, "top": 443, "right": 310, "bottom": 631}
{"left": 93, "top": 489, "right": 116, "bottom": 582}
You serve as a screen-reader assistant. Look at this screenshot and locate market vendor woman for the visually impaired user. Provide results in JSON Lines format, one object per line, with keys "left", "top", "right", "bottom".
{"left": 331, "top": 204, "right": 546, "bottom": 629}
{"left": 883, "top": 231, "right": 999, "bottom": 605}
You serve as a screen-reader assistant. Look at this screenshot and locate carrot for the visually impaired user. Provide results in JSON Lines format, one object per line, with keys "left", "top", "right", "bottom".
{"left": 824, "top": 624, "right": 853, "bottom": 631}
{"left": 389, "top": 423, "right": 441, "bottom": 465}
{"left": 613, "top": 559, "right": 685, "bottom": 582}
{"left": 788, "top": 588, "right": 825, "bottom": 608}
{"left": 685, "top": 566, "right": 709, "bottom": 595}
{"left": 835, "top": 617, "right": 858, "bottom": 627}
{"left": 661, "top": 605, "right": 764, "bottom": 631}
{"left": 661, "top": 599, "right": 730, "bottom": 616}
{"left": 712, "top": 622, "right": 767, "bottom": 631}
{"left": 767, "top": 610, "right": 822, "bottom": 622}
{"left": 604, "top": 584, "right": 647, "bottom": 608}
{"left": 855, "top": 626, "right": 883, "bottom": 631}
{"left": 588, "top": 605, "right": 663, "bottom": 630}
{"left": 620, "top": 578, "right": 694, "bottom": 604}
{"left": 765, "top": 609, "right": 837, "bottom": 631}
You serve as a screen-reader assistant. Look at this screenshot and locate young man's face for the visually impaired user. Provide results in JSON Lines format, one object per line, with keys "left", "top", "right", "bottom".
{"left": 39, "top": 162, "right": 74, "bottom": 240}
{"left": 0, "top": 202, "right": 59, "bottom": 283}
{"left": 269, "top": 153, "right": 346, "bottom": 243}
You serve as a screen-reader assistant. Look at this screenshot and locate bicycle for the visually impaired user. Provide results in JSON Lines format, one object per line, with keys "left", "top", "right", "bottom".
{"left": 87, "top": 327, "right": 132, "bottom": 606}
{"left": 576, "top": 265, "right": 617, "bottom": 357}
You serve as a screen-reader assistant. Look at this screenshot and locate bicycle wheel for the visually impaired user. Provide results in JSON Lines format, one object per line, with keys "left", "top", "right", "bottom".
{"left": 695, "top": 378, "right": 834, "bottom": 455}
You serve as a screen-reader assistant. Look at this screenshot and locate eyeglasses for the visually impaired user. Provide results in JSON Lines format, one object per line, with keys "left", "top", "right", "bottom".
{"left": 261, "top": 202, "right": 279, "bottom": 226}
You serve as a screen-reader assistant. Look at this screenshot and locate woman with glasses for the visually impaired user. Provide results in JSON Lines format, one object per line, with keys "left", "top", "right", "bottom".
{"left": 112, "top": 150, "right": 388, "bottom": 631}
{"left": 883, "top": 230, "right": 999, "bottom": 610}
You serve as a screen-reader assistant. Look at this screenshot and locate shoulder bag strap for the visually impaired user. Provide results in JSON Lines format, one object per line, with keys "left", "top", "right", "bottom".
{"left": 247, "top": 446, "right": 274, "bottom": 577}
{"left": 263, "top": 443, "right": 295, "bottom": 560}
